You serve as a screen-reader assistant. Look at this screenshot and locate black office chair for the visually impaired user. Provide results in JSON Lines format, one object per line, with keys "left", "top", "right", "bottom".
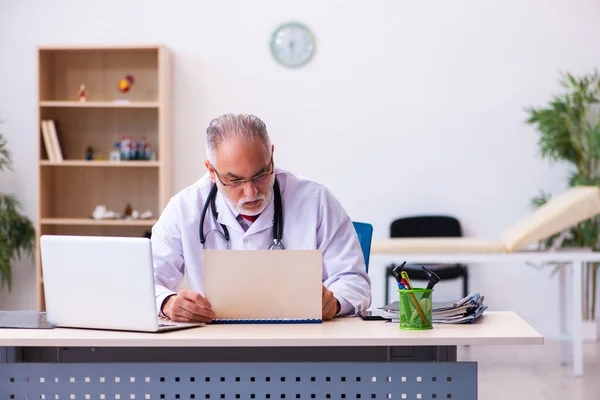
{"left": 384, "top": 215, "right": 469, "bottom": 305}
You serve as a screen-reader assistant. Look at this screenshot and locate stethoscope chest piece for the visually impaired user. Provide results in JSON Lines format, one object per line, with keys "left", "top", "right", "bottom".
{"left": 269, "top": 239, "right": 285, "bottom": 250}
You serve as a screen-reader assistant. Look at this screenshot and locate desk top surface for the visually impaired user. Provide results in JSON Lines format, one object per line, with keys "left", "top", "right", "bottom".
{"left": 370, "top": 238, "right": 600, "bottom": 262}
{"left": 0, "top": 311, "right": 542, "bottom": 347}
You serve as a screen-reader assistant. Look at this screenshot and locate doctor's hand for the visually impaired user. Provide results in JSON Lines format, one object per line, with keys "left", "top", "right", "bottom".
{"left": 162, "top": 290, "right": 215, "bottom": 323}
{"left": 322, "top": 285, "right": 340, "bottom": 320}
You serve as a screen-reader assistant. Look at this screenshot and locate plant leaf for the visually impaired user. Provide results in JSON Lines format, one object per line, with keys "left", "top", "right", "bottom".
{"left": 0, "top": 129, "right": 36, "bottom": 292}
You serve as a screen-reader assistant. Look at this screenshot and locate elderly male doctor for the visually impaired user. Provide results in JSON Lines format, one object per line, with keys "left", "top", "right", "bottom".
{"left": 151, "top": 113, "right": 371, "bottom": 323}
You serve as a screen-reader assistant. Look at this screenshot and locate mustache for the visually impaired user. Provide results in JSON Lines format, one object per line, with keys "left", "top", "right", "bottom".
{"left": 238, "top": 194, "right": 266, "bottom": 206}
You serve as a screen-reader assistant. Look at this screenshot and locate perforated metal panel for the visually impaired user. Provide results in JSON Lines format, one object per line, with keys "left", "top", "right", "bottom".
{"left": 1, "top": 362, "right": 477, "bottom": 400}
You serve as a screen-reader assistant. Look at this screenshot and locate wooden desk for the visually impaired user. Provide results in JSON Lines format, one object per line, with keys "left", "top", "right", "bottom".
{"left": 1, "top": 312, "right": 542, "bottom": 400}
{"left": 370, "top": 247, "right": 598, "bottom": 378}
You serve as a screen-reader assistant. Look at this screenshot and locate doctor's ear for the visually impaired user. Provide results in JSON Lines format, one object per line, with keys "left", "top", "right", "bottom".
{"left": 204, "top": 160, "right": 216, "bottom": 183}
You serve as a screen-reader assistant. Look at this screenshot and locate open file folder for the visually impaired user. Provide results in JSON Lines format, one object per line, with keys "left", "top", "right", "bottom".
{"left": 372, "top": 186, "right": 600, "bottom": 254}
{"left": 202, "top": 249, "right": 323, "bottom": 323}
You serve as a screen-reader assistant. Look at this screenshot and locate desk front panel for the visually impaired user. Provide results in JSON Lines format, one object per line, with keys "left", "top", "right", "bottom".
{"left": 1, "top": 361, "right": 477, "bottom": 400}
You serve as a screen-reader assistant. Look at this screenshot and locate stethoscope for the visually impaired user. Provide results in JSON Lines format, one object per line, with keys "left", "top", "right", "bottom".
{"left": 199, "top": 178, "right": 284, "bottom": 250}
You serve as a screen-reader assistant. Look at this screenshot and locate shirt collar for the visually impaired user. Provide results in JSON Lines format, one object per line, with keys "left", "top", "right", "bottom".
{"left": 213, "top": 189, "right": 246, "bottom": 234}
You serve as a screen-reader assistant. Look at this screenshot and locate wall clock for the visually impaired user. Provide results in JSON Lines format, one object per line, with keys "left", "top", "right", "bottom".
{"left": 270, "top": 22, "right": 315, "bottom": 68}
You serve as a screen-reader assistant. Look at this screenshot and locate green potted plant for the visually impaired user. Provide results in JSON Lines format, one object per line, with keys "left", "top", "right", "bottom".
{"left": 525, "top": 70, "right": 600, "bottom": 337}
{"left": 0, "top": 124, "right": 36, "bottom": 292}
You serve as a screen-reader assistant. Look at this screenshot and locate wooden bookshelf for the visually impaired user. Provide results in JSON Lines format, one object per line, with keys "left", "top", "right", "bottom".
{"left": 40, "top": 160, "right": 160, "bottom": 167}
{"left": 40, "top": 218, "right": 159, "bottom": 227}
{"left": 39, "top": 101, "right": 160, "bottom": 108}
{"left": 35, "top": 45, "right": 172, "bottom": 310}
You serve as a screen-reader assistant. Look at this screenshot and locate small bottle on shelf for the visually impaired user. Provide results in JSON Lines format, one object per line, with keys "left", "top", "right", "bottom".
{"left": 124, "top": 202, "right": 133, "bottom": 219}
{"left": 138, "top": 136, "right": 147, "bottom": 161}
{"left": 120, "top": 135, "right": 131, "bottom": 160}
{"left": 110, "top": 142, "right": 121, "bottom": 161}
{"left": 145, "top": 141, "right": 152, "bottom": 161}
{"left": 131, "top": 141, "right": 138, "bottom": 160}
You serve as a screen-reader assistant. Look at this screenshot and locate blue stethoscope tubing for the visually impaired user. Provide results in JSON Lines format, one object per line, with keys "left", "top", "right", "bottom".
{"left": 199, "top": 178, "right": 284, "bottom": 250}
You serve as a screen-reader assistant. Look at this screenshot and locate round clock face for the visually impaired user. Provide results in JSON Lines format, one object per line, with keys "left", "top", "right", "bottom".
{"left": 270, "top": 22, "right": 315, "bottom": 68}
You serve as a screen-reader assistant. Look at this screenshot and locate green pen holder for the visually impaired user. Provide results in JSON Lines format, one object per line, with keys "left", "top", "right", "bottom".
{"left": 398, "top": 288, "right": 433, "bottom": 330}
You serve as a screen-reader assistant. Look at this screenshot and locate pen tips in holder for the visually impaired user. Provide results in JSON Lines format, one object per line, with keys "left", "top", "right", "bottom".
{"left": 392, "top": 261, "right": 407, "bottom": 282}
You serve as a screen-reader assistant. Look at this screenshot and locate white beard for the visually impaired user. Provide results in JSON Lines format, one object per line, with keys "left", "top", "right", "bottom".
{"left": 235, "top": 191, "right": 270, "bottom": 216}
{"left": 217, "top": 174, "right": 275, "bottom": 216}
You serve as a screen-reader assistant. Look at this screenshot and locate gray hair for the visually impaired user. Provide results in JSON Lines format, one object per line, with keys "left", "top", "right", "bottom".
{"left": 206, "top": 113, "right": 272, "bottom": 163}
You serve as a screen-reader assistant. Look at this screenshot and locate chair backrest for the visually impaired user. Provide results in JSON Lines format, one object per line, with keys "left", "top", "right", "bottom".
{"left": 352, "top": 221, "right": 373, "bottom": 273}
{"left": 390, "top": 215, "right": 462, "bottom": 238}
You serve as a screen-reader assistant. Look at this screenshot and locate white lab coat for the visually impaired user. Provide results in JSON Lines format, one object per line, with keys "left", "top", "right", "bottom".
{"left": 151, "top": 167, "right": 372, "bottom": 317}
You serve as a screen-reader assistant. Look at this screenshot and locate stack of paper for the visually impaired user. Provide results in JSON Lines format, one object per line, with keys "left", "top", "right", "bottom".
{"left": 378, "top": 293, "right": 488, "bottom": 324}
{"left": 430, "top": 293, "right": 487, "bottom": 324}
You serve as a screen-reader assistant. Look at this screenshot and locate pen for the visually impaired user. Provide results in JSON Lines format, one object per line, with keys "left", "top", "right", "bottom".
{"left": 399, "top": 270, "right": 428, "bottom": 324}
{"left": 400, "top": 271, "right": 413, "bottom": 289}
{"left": 406, "top": 292, "right": 428, "bottom": 324}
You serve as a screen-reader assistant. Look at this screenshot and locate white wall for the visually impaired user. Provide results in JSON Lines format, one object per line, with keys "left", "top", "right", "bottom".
{"left": 1, "top": 0, "right": 599, "bottom": 338}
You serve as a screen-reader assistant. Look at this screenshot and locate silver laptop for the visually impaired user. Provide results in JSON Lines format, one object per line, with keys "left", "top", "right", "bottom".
{"left": 40, "top": 235, "right": 203, "bottom": 332}
{"left": 203, "top": 249, "right": 323, "bottom": 323}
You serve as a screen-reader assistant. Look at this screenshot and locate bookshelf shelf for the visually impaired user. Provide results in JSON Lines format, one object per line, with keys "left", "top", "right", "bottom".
{"left": 40, "top": 218, "right": 158, "bottom": 227}
{"left": 36, "top": 45, "right": 172, "bottom": 310}
{"left": 40, "top": 101, "right": 160, "bottom": 108}
{"left": 40, "top": 160, "right": 160, "bottom": 167}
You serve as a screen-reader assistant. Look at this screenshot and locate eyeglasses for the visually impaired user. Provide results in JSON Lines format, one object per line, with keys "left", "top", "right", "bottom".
{"left": 210, "top": 156, "right": 274, "bottom": 188}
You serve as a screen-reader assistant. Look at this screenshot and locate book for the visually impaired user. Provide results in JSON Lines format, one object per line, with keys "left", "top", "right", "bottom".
{"left": 46, "top": 119, "right": 63, "bottom": 161}
{"left": 40, "top": 120, "right": 56, "bottom": 162}
{"left": 40, "top": 119, "right": 64, "bottom": 162}
{"left": 371, "top": 185, "right": 600, "bottom": 254}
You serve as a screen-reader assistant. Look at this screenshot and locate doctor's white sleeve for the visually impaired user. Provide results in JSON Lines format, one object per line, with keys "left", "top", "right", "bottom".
{"left": 318, "top": 187, "right": 372, "bottom": 316}
{"left": 150, "top": 197, "right": 186, "bottom": 317}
